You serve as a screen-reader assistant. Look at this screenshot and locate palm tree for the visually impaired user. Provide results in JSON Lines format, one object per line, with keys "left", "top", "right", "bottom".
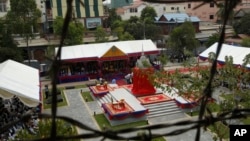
{"left": 216, "top": 3, "right": 234, "bottom": 25}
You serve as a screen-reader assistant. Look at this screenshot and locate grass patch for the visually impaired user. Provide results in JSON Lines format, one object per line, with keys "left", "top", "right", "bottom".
{"left": 241, "top": 117, "right": 250, "bottom": 124}
{"left": 187, "top": 102, "right": 220, "bottom": 116}
{"left": 81, "top": 91, "right": 94, "bottom": 102}
{"left": 94, "top": 114, "right": 165, "bottom": 141}
{"left": 208, "top": 121, "right": 229, "bottom": 140}
{"left": 94, "top": 114, "right": 148, "bottom": 130}
{"left": 43, "top": 87, "right": 68, "bottom": 109}
{"left": 75, "top": 84, "right": 87, "bottom": 89}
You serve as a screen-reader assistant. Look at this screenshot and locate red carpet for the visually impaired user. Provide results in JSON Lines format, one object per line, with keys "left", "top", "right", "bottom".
{"left": 137, "top": 94, "right": 172, "bottom": 105}
{"left": 103, "top": 102, "right": 134, "bottom": 114}
{"left": 116, "top": 79, "right": 127, "bottom": 86}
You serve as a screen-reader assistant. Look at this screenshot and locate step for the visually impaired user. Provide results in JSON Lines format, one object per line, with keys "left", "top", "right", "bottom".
{"left": 98, "top": 98, "right": 105, "bottom": 104}
{"left": 102, "top": 96, "right": 110, "bottom": 103}
{"left": 143, "top": 101, "right": 176, "bottom": 107}
{"left": 144, "top": 102, "right": 176, "bottom": 108}
{"left": 148, "top": 108, "right": 180, "bottom": 115}
{"left": 147, "top": 111, "right": 183, "bottom": 118}
{"left": 147, "top": 105, "right": 179, "bottom": 111}
{"left": 96, "top": 99, "right": 103, "bottom": 106}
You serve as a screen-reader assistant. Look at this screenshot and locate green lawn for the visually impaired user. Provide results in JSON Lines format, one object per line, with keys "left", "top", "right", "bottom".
{"left": 42, "top": 87, "right": 68, "bottom": 109}
{"left": 241, "top": 117, "right": 250, "bottom": 124}
{"left": 208, "top": 121, "right": 229, "bottom": 140}
{"left": 81, "top": 91, "right": 94, "bottom": 102}
{"left": 75, "top": 84, "right": 87, "bottom": 89}
{"left": 94, "top": 114, "right": 166, "bottom": 141}
{"left": 187, "top": 102, "right": 220, "bottom": 116}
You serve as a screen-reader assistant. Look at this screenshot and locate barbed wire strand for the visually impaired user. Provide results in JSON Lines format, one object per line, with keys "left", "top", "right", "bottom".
{"left": 1, "top": 0, "right": 249, "bottom": 141}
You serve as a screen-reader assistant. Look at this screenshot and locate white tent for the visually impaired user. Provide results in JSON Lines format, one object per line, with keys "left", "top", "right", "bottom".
{"left": 199, "top": 42, "right": 250, "bottom": 68}
{"left": 55, "top": 39, "right": 159, "bottom": 61}
{"left": 0, "top": 60, "right": 40, "bottom": 107}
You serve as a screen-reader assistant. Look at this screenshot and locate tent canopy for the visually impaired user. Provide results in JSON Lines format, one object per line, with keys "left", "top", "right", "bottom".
{"left": 199, "top": 42, "right": 250, "bottom": 68}
{"left": 56, "top": 39, "right": 159, "bottom": 61}
{"left": 0, "top": 60, "right": 40, "bottom": 107}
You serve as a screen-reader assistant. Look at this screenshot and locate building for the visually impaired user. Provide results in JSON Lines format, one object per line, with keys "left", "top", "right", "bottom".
{"left": 41, "top": 0, "right": 105, "bottom": 31}
{"left": 185, "top": 0, "right": 250, "bottom": 23}
{"left": 116, "top": 0, "right": 147, "bottom": 20}
{"left": 154, "top": 13, "right": 200, "bottom": 35}
{"left": 104, "top": 0, "right": 133, "bottom": 8}
{"left": 234, "top": 8, "right": 250, "bottom": 21}
{"left": 0, "top": 0, "right": 9, "bottom": 17}
{"left": 56, "top": 39, "right": 159, "bottom": 84}
{"left": 116, "top": 0, "right": 186, "bottom": 20}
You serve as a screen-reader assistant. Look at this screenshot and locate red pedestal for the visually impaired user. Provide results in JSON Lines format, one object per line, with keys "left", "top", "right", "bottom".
{"left": 131, "top": 67, "right": 156, "bottom": 96}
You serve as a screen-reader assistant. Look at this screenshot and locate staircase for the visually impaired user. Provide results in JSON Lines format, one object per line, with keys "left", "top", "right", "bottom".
{"left": 96, "top": 94, "right": 183, "bottom": 119}
{"left": 144, "top": 100, "right": 183, "bottom": 118}
{"left": 96, "top": 93, "right": 114, "bottom": 106}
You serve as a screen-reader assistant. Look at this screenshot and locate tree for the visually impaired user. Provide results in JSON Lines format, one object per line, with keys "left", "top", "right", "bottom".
{"left": 145, "top": 24, "right": 162, "bottom": 40}
{"left": 0, "top": 47, "right": 23, "bottom": 62}
{"left": 5, "top": 0, "right": 41, "bottom": 64}
{"left": 241, "top": 37, "right": 250, "bottom": 47}
{"left": 216, "top": 3, "right": 234, "bottom": 25}
{"left": 95, "top": 26, "right": 109, "bottom": 43}
{"left": 205, "top": 33, "right": 220, "bottom": 47}
{"left": 0, "top": 18, "right": 23, "bottom": 62}
{"left": 124, "top": 16, "right": 144, "bottom": 40}
{"left": 140, "top": 6, "right": 157, "bottom": 24}
{"left": 6, "top": 0, "right": 41, "bottom": 35}
{"left": 167, "top": 21, "right": 199, "bottom": 61}
{"left": 107, "top": 8, "right": 121, "bottom": 30}
{"left": 0, "top": 19, "right": 17, "bottom": 48}
{"left": 233, "top": 13, "right": 250, "bottom": 35}
{"left": 53, "top": 16, "right": 84, "bottom": 45}
{"left": 14, "top": 119, "right": 78, "bottom": 141}
{"left": 119, "top": 31, "right": 134, "bottom": 41}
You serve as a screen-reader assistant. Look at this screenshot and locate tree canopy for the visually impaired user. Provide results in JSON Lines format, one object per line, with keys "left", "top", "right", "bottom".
{"left": 205, "top": 33, "right": 220, "bottom": 47}
{"left": 140, "top": 6, "right": 157, "bottom": 24}
{"left": 95, "top": 26, "right": 109, "bottom": 43}
{"left": 5, "top": 0, "right": 41, "bottom": 36}
{"left": 167, "top": 21, "right": 199, "bottom": 60}
{"left": 241, "top": 37, "right": 250, "bottom": 47}
{"left": 233, "top": 13, "right": 250, "bottom": 35}
{"left": 107, "top": 8, "right": 121, "bottom": 30}
{"left": 53, "top": 16, "right": 84, "bottom": 45}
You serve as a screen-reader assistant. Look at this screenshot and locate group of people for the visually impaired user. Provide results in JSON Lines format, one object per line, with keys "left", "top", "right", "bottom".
{"left": 0, "top": 96, "right": 40, "bottom": 140}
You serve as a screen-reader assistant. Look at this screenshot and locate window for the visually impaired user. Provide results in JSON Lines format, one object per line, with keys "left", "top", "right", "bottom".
{"left": 171, "top": 7, "right": 174, "bottom": 10}
{"left": 188, "top": 3, "right": 191, "bottom": 8}
{"left": 210, "top": 2, "right": 214, "bottom": 7}
{"left": 163, "top": 7, "right": 166, "bottom": 11}
{"left": 0, "top": 0, "right": 7, "bottom": 12}
{"left": 129, "top": 8, "right": 138, "bottom": 13}
{"left": 209, "top": 15, "right": 214, "bottom": 19}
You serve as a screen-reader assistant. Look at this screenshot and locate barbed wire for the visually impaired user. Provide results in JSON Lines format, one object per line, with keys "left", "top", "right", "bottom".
{"left": 1, "top": 0, "right": 248, "bottom": 141}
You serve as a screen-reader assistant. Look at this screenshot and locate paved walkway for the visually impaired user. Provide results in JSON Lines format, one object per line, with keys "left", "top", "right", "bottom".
{"left": 43, "top": 88, "right": 103, "bottom": 141}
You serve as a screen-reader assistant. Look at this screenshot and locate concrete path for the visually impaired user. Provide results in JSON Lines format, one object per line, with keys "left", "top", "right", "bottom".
{"left": 43, "top": 88, "right": 103, "bottom": 141}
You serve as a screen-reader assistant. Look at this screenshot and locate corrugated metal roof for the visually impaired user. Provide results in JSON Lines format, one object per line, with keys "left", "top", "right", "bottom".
{"left": 156, "top": 13, "right": 200, "bottom": 23}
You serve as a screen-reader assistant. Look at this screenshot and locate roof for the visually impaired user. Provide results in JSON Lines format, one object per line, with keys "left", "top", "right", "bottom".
{"left": 199, "top": 42, "right": 250, "bottom": 68}
{"left": 234, "top": 8, "right": 250, "bottom": 18}
{"left": 0, "top": 60, "right": 40, "bottom": 107}
{"left": 156, "top": 13, "right": 200, "bottom": 23}
{"left": 56, "top": 40, "right": 159, "bottom": 61}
